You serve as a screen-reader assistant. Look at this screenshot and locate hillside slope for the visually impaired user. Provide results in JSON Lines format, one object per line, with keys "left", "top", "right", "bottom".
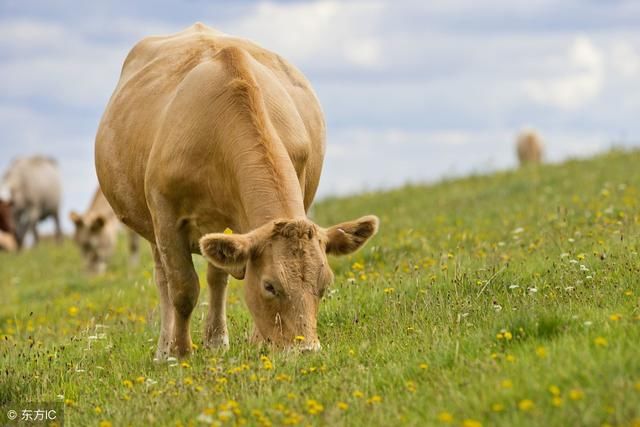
{"left": 1, "top": 149, "right": 639, "bottom": 426}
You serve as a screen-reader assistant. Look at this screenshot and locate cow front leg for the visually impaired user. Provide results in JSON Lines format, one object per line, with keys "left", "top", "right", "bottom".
{"left": 151, "top": 244, "right": 173, "bottom": 361}
{"left": 154, "top": 235, "right": 200, "bottom": 357}
{"left": 204, "top": 264, "right": 229, "bottom": 349}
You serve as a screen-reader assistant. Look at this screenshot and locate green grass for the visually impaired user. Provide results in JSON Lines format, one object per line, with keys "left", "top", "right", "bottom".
{"left": 1, "top": 149, "right": 640, "bottom": 427}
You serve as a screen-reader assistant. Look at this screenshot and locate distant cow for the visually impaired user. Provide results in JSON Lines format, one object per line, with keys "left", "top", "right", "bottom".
{"left": 70, "top": 188, "right": 140, "bottom": 274}
{"left": 0, "top": 199, "right": 17, "bottom": 251}
{"left": 1, "top": 156, "right": 63, "bottom": 248}
{"left": 516, "top": 130, "right": 543, "bottom": 166}
{"left": 95, "top": 23, "right": 379, "bottom": 359}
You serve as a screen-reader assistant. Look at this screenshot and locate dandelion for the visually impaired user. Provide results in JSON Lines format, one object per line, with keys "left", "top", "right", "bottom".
{"left": 94, "top": 406, "right": 102, "bottom": 414}
{"left": 260, "top": 355, "right": 273, "bottom": 370}
{"left": 406, "top": 381, "right": 417, "bottom": 393}
{"left": 505, "top": 354, "right": 516, "bottom": 363}
{"left": 384, "top": 287, "right": 395, "bottom": 294}
{"left": 551, "top": 396, "right": 563, "bottom": 407}
{"left": 569, "top": 389, "right": 584, "bottom": 400}
{"left": 294, "top": 335, "right": 305, "bottom": 342}
{"left": 223, "top": 228, "right": 233, "bottom": 234}
{"left": 122, "top": 380, "right": 133, "bottom": 389}
{"left": 180, "top": 361, "right": 191, "bottom": 368}
{"left": 337, "top": 401, "right": 348, "bottom": 411}
{"left": 500, "top": 379, "right": 513, "bottom": 389}
{"left": 594, "top": 336, "right": 608, "bottom": 347}
{"left": 99, "top": 421, "right": 112, "bottom": 427}
{"left": 548, "top": 385, "right": 560, "bottom": 396}
{"left": 419, "top": 363, "right": 429, "bottom": 370}
{"left": 518, "top": 399, "right": 534, "bottom": 412}
{"left": 135, "top": 376, "right": 145, "bottom": 384}
{"left": 609, "top": 314, "right": 622, "bottom": 321}
{"left": 275, "top": 374, "right": 291, "bottom": 382}
{"left": 366, "top": 395, "right": 382, "bottom": 405}
{"left": 306, "top": 399, "right": 324, "bottom": 415}
{"left": 535, "top": 346, "right": 548, "bottom": 358}
{"left": 462, "top": 419, "right": 482, "bottom": 427}
{"left": 491, "top": 403, "right": 505, "bottom": 412}
{"left": 635, "top": 381, "right": 640, "bottom": 391}
{"left": 183, "top": 377, "right": 193, "bottom": 385}
{"left": 68, "top": 306, "right": 79, "bottom": 317}
{"left": 352, "top": 390, "right": 364, "bottom": 398}
{"left": 437, "top": 411, "right": 454, "bottom": 423}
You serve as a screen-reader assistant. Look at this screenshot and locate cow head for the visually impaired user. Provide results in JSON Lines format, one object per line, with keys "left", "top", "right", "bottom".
{"left": 69, "top": 211, "right": 116, "bottom": 274}
{"left": 200, "top": 215, "right": 379, "bottom": 351}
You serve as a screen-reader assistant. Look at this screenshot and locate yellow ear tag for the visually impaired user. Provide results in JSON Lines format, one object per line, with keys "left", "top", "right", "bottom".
{"left": 223, "top": 228, "right": 233, "bottom": 235}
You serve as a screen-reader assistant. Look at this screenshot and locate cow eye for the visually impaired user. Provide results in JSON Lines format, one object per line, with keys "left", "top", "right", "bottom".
{"left": 263, "top": 282, "right": 278, "bottom": 297}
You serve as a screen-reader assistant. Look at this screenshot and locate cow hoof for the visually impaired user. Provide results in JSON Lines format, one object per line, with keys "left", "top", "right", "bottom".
{"left": 204, "top": 334, "right": 229, "bottom": 351}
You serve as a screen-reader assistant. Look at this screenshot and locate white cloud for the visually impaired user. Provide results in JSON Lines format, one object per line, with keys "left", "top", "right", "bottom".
{"left": 227, "top": 0, "right": 385, "bottom": 70}
{"left": 523, "top": 36, "right": 604, "bottom": 110}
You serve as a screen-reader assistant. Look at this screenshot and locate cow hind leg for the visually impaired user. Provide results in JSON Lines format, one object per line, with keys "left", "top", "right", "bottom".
{"left": 52, "top": 212, "right": 63, "bottom": 243}
{"left": 128, "top": 228, "right": 140, "bottom": 266}
{"left": 204, "top": 264, "right": 229, "bottom": 350}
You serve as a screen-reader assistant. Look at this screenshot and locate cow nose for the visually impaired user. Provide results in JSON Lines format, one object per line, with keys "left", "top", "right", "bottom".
{"left": 300, "top": 341, "right": 322, "bottom": 353}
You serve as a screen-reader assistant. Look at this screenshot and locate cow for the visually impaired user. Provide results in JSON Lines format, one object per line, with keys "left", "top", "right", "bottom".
{"left": 0, "top": 198, "right": 17, "bottom": 252}
{"left": 70, "top": 188, "right": 140, "bottom": 274}
{"left": 1, "top": 156, "right": 63, "bottom": 248}
{"left": 516, "top": 130, "right": 543, "bottom": 166}
{"left": 95, "top": 23, "right": 379, "bottom": 359}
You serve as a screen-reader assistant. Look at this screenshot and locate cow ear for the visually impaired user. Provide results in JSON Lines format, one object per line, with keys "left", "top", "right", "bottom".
{"left": 90, "top": 215, "right": 105, "bottom": 232}
{"left": 199, "top": 233, "right": 251, "bottom": 279}
{"left": 70, "top": 211, "right": 83, "bottom": 227}
{"left": 325, "top": 215, "right": 379, "bottom": 256}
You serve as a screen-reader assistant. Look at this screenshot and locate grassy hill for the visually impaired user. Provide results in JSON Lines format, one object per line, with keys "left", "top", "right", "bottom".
{"left": 1, "top": 150, "right": 639, "bottom": 427}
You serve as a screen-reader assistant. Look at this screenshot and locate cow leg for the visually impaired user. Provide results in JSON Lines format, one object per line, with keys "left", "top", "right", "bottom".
{"left": 154, "top": 225, "right": 200, "bottom": 358}
{"left": 152, "top": 244, "right": 173, "bottom": 360}
{"left": 52, "top": 212, "right": 63, "bottom": 243}
{"left": 128, "top": 229, "right": 140, "bottom": 266}
{"left": 204, "top": 264, "right": 229, "bottom": 349}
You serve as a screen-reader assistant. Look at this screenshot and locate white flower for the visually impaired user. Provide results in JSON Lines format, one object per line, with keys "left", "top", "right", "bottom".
{"left": 512, "top": 227, "right": 524, "bottom": 234}
{"left": 509, "top": 284, "right": 519, "bottom": 290}
{"left": 528, "top": 287, "right": 538, "bottom": 293}
{"left": 583, "top": 321, "right": 593, "bottom": 327}
{"left": 569, "top": 259, "right": 579, "bottom": 264}
{"left": 580, "top": 265, "right": 589, "bottom": 271}
{"left": 560, "top": 253, "right": 570, "bottom": 258}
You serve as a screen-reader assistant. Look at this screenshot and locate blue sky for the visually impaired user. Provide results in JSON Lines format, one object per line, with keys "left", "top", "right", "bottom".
{"left": 1, "top": 0, "right": 640, "bottom": 231}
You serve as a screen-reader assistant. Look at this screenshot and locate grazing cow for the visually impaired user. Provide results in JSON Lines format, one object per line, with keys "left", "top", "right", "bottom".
{"left": 96, "top": 23, "right": 379, "bottom": 359}
{"left": 1, "top": 156, "right": 63, "bottom": 248}
{"left": 0, "top": 199, "right": 17, "bottom": 251}
{"left": 70, "top": 188, "right": 140, "bottom": 274}
{"left": 516, "top": 130, "right": 543, "bottom": 166}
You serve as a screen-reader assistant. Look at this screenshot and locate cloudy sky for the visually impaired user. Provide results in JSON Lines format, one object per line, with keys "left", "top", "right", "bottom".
{"left": 1, "top": 0, "right": 639, "bottom": 231}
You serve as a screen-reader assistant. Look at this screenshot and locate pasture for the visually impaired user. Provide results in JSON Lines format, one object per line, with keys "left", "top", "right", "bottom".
{"left": 1, "top": 149, "right": 639, "bottom": 426}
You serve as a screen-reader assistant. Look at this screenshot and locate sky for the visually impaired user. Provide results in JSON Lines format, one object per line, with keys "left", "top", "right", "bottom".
{"left": 1, "top": 0, "right": 640, "bottom": 232}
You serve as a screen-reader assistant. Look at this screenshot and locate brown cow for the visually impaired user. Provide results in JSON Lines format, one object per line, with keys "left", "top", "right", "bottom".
{"left": 516, "top": 130, "right": 544, "bottom": 166}
{"left": 95, "top": 23, "right": 379, "bottom": 359}
{"left": 70, "top": 188, "right": 140, "bottom": 273}
{"left": 0, "top": 199, "right": 17, "bottom": 252}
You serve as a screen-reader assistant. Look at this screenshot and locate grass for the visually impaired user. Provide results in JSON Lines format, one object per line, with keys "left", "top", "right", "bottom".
{"left": 1, "top": 149, "right": 640, "bottom": 427}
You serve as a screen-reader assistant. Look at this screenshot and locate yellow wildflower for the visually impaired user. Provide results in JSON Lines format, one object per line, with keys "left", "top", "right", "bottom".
{"left": 180, "top": 361, "right": 191, "bottom": 368}
{"left": 337, "top": 401, "right": 348, "bottom": 411}
{"left": 94, "top": 406, "right": 102, "bottom": 414}
{"left": 569, "top": 389, "right": 584, "bottom": 400}
{"left": 535, "top": 346, "right": 547, "bottom": 358}
{"left": 551, "top": 397, "right": 563, "bottom": 407}
{"left": 609, "top": 314, "right": 622, "bottom": 321}
{"left": 352, "top": 390, "right": 364, "bottom": 398}
{"left": 68, "top": 306, "right": 79, "bottom": 317}
{"left": 518, "top": 399, "right": 534, "bottom": 411}
{"left": 462, "top": 420, "right": 482, "bottom": 427}
{"left": 122, "top": 380, "right": 133, "bottom": 389}
{"left": 437, "top": 411, "right": 454, "bottom": 423}
{"left": 594, "top": 336, "right": 608, "bottom": 347}
{"left": 366, "top": 395, "right": 382, "bottom": 404}
{"left": 500, "top": 379, "right": 513, "bottom": 389}
{"left": 548, "top": 385, "right": 560, "bottom": 396}
{"left": 223, "top": 228, "right": 233, "bottom": 234}
{"left": 135, "top": 376, "right": 145, "bottom": 384}
{"left": 306, "top": 399, "right": 324, "bottom": 415}
{"left": 491, "top": 403, "right": 504, "bottom": 412}
{"left": 99, "top": 421, "right": 112, "bottom": 427}
{"left": 419, "top": 363, "right": 429, "bottom": 370}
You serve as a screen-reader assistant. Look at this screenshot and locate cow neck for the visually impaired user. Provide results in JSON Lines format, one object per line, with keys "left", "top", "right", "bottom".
{"left": 233, "top": 146, "right": 306, "bottom": 231}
